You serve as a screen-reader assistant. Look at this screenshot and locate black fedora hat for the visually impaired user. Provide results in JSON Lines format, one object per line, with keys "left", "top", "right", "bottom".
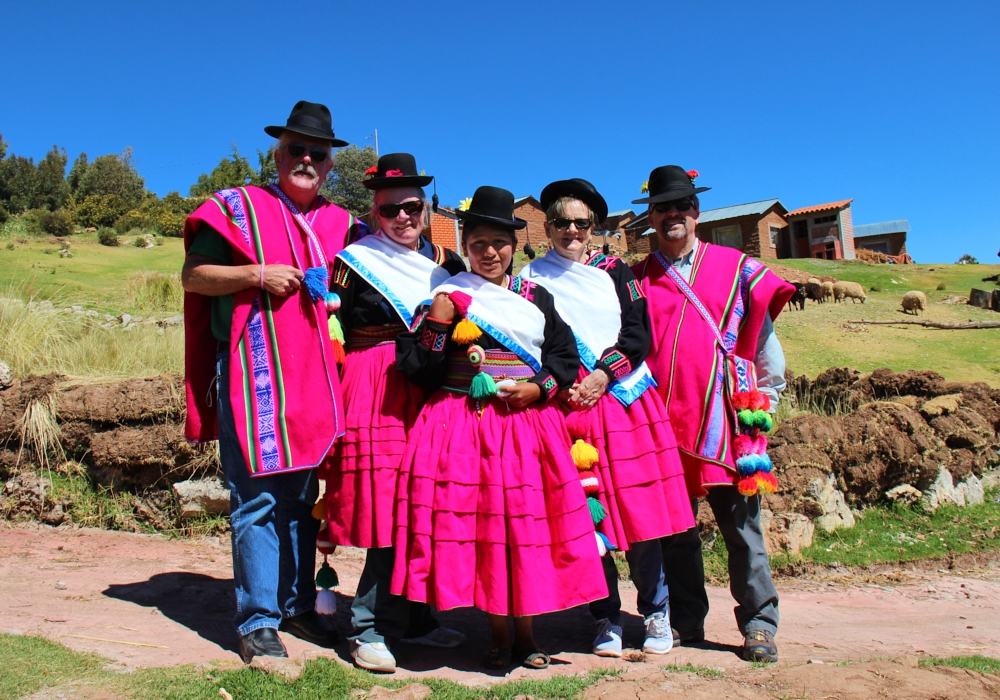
{"left": 539, "top": 178, "right": 608, "bottom": 223}
{"left": 632, "top": 165, "right": 710, "bottom": 205}
{"left": 264, "top": 100, "right": 348, "bottom": 147}
{"left": 362, "top": 153, "right": 433, "bottom": 190}
{"left": 456, "top": 186, "right": 527, "bottom": 230}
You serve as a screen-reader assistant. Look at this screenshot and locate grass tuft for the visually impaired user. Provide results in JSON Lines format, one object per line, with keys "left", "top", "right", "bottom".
{"left": 125, "top": 271, "right": 182, "bottom": 311}
{"left": 16, "top": 395, "right": 64, "bottom": 470}
{"left": 920, "top": 655, "right": 1000, "bottom": 674}
{"left": 663, "top": 663, "right": 724, "bottom": 677}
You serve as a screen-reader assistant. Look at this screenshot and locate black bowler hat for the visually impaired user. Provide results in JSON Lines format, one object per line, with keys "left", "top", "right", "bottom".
{"left": 632, "top": 165, "right": 710, "bottom": 205}
{"left": 264, "top": 100, "right": 348, "bottom": 147}
{"left": 456, "top": 186, "right": 527, "bottom": 230}
{"left": 539, "top": 178, "right": 608, "bottom": 223}
{"left": 362, "top": 153, "right": 433, "bottom": 190}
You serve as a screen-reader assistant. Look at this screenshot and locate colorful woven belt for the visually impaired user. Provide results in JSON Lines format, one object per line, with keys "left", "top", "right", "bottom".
{"left": 345, "top": 323, "right": 406, "bottom": 351}
{"left": 441, "top": 348, "right": 535, "bottom": 395}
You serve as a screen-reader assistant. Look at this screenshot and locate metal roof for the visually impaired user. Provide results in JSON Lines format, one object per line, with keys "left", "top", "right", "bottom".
{"left": 786, "top": 199, "right": 854, "bottom": 217}
{"left": 698, "top": 199, "right": 782, "bottom": 224}
{"left": 606, "top": 209, "right": 634, "bottom": 218}
{"left": 853, "top": 220, "right": 910, "bottom": 237}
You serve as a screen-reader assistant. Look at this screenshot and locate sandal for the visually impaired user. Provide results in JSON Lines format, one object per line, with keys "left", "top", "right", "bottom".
{"left": 515, "top": 647, "right": 550, "bottom": 670}
{"left": 481, "top": 647, "right": 512, "bottom": 670}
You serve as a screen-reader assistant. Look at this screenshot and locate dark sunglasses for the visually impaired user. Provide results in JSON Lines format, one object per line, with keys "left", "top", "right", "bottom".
{"left": 377, "top": 200, "right": 424, "bottom": 218}
{"left": 652, "top": 199, "right": 695, "bottom": 214}
{"left": 549, "top": 217, "right": 594, "bottom": 231}
{"left": 285, "top": 142, "right": 329, "bottom": 163}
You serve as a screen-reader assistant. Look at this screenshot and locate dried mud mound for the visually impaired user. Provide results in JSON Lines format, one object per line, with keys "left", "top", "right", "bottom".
{"left": 769, "top": 368, "right": 1000, "bottom": 515}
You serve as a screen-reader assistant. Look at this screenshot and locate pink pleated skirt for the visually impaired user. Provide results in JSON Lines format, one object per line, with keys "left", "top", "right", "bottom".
{"left": 321, "top": 340, "right": 426, "bottom": 549}
{"left": 390, "top": 390, "right": 608, "bottom": 617}
{"left": 564, "top": 367, "right": 695, "bottom": 549}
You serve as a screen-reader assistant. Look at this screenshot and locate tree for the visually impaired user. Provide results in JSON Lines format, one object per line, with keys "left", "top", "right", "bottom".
{"left": 322, "top": 145, "right": 378, "bottom": 217}
{"left": 957, "top": 254, "right": 979, "bottom": 264}
{"left": 189, "top": 144, "right": 257, "bottom": 197}
{"left": 74, "top": 148, "right": 146, "bottom": 211}
{"left": 0, "top": 154, "right": 40, "bottom": 214}
{"left": 36, "top": 146, "right": 70, "bottom": 212}
{"left": 252, "top": 145, "right": 278, "bottom": 187}
{"left": 67, "top": 152, "right": 88, "bottom": 194}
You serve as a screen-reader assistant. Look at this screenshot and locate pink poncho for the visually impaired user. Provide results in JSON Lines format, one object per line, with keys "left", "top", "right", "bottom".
{"left": 183, "top": 185, "right": 353, "bottom": 477}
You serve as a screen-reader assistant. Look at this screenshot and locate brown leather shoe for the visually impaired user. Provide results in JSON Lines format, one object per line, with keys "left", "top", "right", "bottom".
{"left": 743, "top": 629, "right": 778, "bottom": 662}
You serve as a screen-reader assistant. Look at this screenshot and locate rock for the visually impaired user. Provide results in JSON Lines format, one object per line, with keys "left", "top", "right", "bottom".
{"left": 367, "top": 684, "right": 432, "bottom": 700}
{"left": 885, "top": 484, "right": 922, "bottom": 506}
{"left": 0, "top": 360, "right": 12, "bottom": 388}
{"left": 54, "top": 581, "right": 67, "bottom": 590}
{"left": 921, "top": 394, "right": 962, "bottom": 418}
{"left": 956, "top": 474, "right": 984, "bottom": 506}
{"left": 921, "top": 466, "right": 965, "bottom": 512}
{"left": 118, "top": 313, "right": 132, "bottom": 325}
{"left": 981, "top": 469, "right": 1000, "bottom": 491}
{"left": 161, "top": 314, "right": 184, "bottom": 326}
{"left": 42, "top": 503, "right": 65, "bottom": 526}
{"left": 761, "top": 509, "right": 814, "bottom": 554}
{"left": 812, "top": 474, "right": 856, "bottom": 532}
{"left": 173, "top": 477, "right": 230, "bottom": 519}
{"left": 249, "top": 656, "right": 303, "bottom": 680}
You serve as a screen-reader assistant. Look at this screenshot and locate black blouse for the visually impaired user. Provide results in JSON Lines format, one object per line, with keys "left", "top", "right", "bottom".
{"left": 585, "top": 253, "right": 651, "bottom": 382}
{"left": 395, "top": 276, "right": 579, "bottom": 403}
{"left": 331, "top": 235, "right": 466, "bottom": 332}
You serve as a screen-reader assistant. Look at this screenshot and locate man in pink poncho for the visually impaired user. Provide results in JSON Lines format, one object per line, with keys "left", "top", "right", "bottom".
{"left": 631, "top": 165, "right": 794, "bottom": 663}
{"left": 182, "top": 101, "right": 361, "bottom": 663}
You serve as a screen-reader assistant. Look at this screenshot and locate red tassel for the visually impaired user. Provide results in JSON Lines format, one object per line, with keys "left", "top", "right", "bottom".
{"left": 449, "top": 290, "right": 473, "bottom": 316}
{"left": 332, "top": 339, "right": 346, "bottom": 364}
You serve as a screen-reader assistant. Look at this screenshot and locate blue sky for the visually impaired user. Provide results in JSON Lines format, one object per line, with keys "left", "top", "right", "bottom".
{"left": 3, "top": 0, "right": 998, "bottom": 263}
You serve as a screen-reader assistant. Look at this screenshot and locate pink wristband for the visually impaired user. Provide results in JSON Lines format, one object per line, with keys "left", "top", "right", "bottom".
{"left": 259, "top": 263, "right": 266, "bottom": 289}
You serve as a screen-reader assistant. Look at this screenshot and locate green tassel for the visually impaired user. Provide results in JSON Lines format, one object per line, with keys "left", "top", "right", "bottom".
{"left": 469, "top": 371, "right": 497, "bottom": 399}
{"left": 587, "top": 496, "right": 607, "bottom": 525}
{"left": 328, "top": 315, "right": 345, "bottom": 344}
{"left": 316, "top": 560, "right": 339, "bottom": 589}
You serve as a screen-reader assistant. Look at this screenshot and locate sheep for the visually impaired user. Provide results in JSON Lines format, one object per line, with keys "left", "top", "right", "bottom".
{"left": 787, "top": 282, "right": 806, "bottom": 311}
{"left": 833, "top": 280, "right": 867, "bottom": 304}
{"left": 901, "top": 290, "right": 927, "bottom": 315}
{"left": 804, "top": 278, "right": 824, "bottom": 304}
{"left": 820, "top": 281, "right": 834, "bottom": 303}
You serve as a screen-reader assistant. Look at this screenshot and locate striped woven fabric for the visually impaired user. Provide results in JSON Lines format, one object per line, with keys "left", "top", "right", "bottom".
{"left": 442, "top": 349, "right": 535, "bottom": 394}
{"left": 345, "top": 323, "right": 406, "bottom": 351}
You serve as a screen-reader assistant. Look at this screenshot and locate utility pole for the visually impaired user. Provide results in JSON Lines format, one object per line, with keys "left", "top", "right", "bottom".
{"left": 366, "top": 129, "right": 380, "bottom": 157}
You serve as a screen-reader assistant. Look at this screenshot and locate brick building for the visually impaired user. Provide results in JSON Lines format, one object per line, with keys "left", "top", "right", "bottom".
{"left": 427, "top": 206, "right": 461, "bottom": 252}
{"left": 853, "top": 219, "right": 909, "bottom": 256}
{"left": 783, "top": 200, "right": 855, "bottom": 260}
{"left": 694, "top": 199, "right": 788, "bottom": 260}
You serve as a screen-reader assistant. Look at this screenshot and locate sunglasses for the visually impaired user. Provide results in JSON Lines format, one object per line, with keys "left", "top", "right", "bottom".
{"left": 377, "top": 200, "right": 424, "bottom": 218}
{"left": 652, "top": 199, "right": 695, "bottom": 214}
{"left": 549, "top": 218, "right": 594, "bottom": 231}
{"left": 285, "top": 142, "right": 329, "bottom": 163}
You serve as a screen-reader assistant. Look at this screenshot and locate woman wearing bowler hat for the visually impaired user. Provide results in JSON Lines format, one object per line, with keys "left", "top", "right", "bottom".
{"left": 390, "top": 186, "right": 607, "bottom": 670}
{"left": 321, "top": 154, "right": 466, "bottom": 673}
{"left": 520, "top": 178, "right": 694, "bottom": 658}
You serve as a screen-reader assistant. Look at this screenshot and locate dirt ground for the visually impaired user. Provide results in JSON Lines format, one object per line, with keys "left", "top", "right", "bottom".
{"left": 3, "top": 523, "right": 1000, "bottom": 698}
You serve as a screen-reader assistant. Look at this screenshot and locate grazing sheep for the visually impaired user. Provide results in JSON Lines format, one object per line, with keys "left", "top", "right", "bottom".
{"left": 901, "top": 290, "right": 927, "bottom": 315}
{"left": 833, "top": 280, "right": 867, "bottom": 304}
{"left": 820, "top": 281, "right": 834, "bottom": 303}
{"left": 787, "top": 282, "right": 806, "bottom": 311}
{"left": 804, "top": 278, "right": 824, "bottom": 303}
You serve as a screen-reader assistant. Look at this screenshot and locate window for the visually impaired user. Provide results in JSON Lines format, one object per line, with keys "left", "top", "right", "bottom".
{"left": 793, "top": 220, "right": 808, "bottom": 238}
{"left": 713, "top": 225, "right": 742, "bottom": 249}
{"left": 769, "top": 226, "right": 780, "bottom": 248}
{"left": 814, "top": 214, "right": 837, "bottom": 224}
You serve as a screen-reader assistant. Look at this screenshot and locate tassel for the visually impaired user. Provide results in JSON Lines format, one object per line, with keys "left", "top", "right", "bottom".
{"left": 324, "top": 292, "right": 341, "bottom": 312}
{"left": 595, "top": 531, "right": 608, "bottom": 557}
{"left": 316, "top": 559, "right": 339, "bottom": 589}
{"left": 588, "top": 496, "right": 607, "bottom": 524}
{"left": 452, "top": 318, "right": 482, "bottom": 344}
{"left": 331, "top": 340, "right": 346, "bottom": 364}
{"left": 737, "top": 476, "right": 759, "bottom": 497}
{"left": 311, "top": 501, "right": 326, "bottom": 521}
{"left": 449, "top": 290, "right": 473, "bottom": 316}
{"left": 469, "top": 371, "right": 496, "bottom": 399}
{"left": 579, "top": 470, "right": 600, "bottom": 495}
{"left": 316, "top": 587, "right": 337, "bottom": 615}
{"left": 571, "top": 439, "right": 600, "bottom": 470}
{"left": 303, "top": 266, "right": 329, "bottom": 302}
{"left": 328, "top": 316, "right": 346, "bottom": 363}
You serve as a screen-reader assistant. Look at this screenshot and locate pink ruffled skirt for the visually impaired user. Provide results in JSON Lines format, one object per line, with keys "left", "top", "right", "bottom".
{"left": 565, "top": 367, "right": 695, "bottom": 549}
{"left": 390, "top": 390, "right": 608, "bottom": 617}
{"left": 321, "top": 340, "right": 426, "bottom": 549}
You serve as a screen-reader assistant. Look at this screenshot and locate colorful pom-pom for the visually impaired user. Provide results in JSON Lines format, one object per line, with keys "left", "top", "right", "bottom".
{"left": 752, "top": 434, "right": 768, "bottom": 454}
{"left": 466, "top": 344, "right": 485, "bottom": 366}
{"left": 752, "top": 410, "right": 773, "bottom": 433}
{"left": 588, "top": 496, "right": 607, "bottom": 524}
{"left": 452, "top": 318, "right": 483, "bottom": 344}
{"left": 311, "top": 500, "right": 326, "bottom": 521}
{"left": 315, "top": 560, "right": 339, "bottom": 589}
{"left": 733, "top": 433, "right": 755, "bottom": 458}
{"left": 324, "top": 292, "right": 341, "bottom": 312}
{"left": 756, "top": 453, "right": 773, "bottom": 473}
{"left": 579, "top": 470, "right": 600, "bottom": 495}
{"left": 571, "top": 439, "right": 600, "bottom": 469}
{"left": 732, "top": 392, "right": 754, "bottom": 411}
{"left": 303, "top": 266, "right": 330, "bottom": 302}
{"left": 564, "top": 410, "right": 589, "bottom": 440}
{"left": 316, "top": 528, "right": 336, "bottom": 557}
{"left": 737, "top": 408, "right": 755, "bottom": 430}
{"left": 755, "top": 393, "right": 771, "bottom": 412}
{"left": 316, "top": 587, "right": 337, "bottom": 615}
{"left": 737, "top": 476, "right": 760, "bottom": 497}
{"left": 755, "top": 471, "right": 779, "bottom": 493}
{"left": 469, "top": 371, "right": 496, "bottom": 399}
{"left": 736, "top": 454, "right": 761, "bottom": 477}
{"left": 449, "top": 291, "right": 473, "bottom": 316}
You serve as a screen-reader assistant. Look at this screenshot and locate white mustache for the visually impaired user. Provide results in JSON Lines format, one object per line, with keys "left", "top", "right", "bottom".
{"left": 292, "top": 164, "right": 317, "bottom": 177}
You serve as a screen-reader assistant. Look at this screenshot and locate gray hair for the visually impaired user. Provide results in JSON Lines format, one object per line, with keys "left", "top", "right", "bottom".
{"left": 544, "top": 196, "right": 597, "bottom": 224}
{"left": 370, "top": 187, "right": 427, "bottom": 225}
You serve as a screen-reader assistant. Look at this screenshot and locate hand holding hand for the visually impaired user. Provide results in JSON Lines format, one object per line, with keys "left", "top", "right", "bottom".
{"left": 568, "top": 370, "right": 609, "bottom": 409}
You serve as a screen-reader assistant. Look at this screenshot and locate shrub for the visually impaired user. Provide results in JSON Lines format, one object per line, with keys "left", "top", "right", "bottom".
{"left": 957, "top": 254, "right": 979, "bottom": 264}
{"left": 869, "top": 285, "right": 883, "bottom": 293}
{"left": 936, "top": 282, "right": 947, "bottom": 291}
{"left": 75, "top": 194, "right": 129, "bottom": 229}
{"left": 0, "top": 205, "right": 8, "bottom": 225}
{"left": 115, "top": 209, "right": 153, "bottom": 233}
{"left": 38, "top": 209, "right": 74, "bottom": 237}
{"left": 126, "top": 271, "right": 182, "bottom": 311}
{"left": 97, "top": 227, "right": 119, "bottom": 246}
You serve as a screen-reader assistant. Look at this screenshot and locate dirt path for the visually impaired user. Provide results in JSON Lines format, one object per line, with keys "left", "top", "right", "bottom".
{"left": 3, "top": 522, "right": 1000, "bottom": 694}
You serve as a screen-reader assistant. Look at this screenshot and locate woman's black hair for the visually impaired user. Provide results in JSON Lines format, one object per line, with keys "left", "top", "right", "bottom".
{"left": 461, "top": 221, "right": 518, "bottom": 276}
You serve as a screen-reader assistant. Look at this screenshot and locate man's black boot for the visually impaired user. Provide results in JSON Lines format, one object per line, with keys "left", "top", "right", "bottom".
{"left": 238, "top": 628, "right": 288, "bottom": 663}
{"left": 743, "top": 629, "right": 778, "bottom": 662}
{"left": 279, "top": 610, "right": 340, "bottom": 647}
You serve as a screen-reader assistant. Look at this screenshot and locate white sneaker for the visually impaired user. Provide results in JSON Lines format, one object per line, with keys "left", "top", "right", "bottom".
{"left": 642, "top": 612, "right": 673, "bottom": 655}
{"left": 398, "top": 626, "right": 466, "bottom": 648}
{"left": 352, "top": 641, "right": 396, "bottom": 673}
{"left": 592, "top": 618, "right": 623, "bottom": 658}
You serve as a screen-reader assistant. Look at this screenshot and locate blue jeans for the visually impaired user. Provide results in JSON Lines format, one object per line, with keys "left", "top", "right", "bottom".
{"left": 217, "top": 353, "right": 320, "bottom": 636}
{"left": 589, "top": 538, "right": 669, "bottom": 626}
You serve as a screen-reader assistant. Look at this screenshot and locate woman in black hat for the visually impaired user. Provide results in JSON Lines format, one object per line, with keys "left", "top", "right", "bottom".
{"left": 391, "top": 186, "right": 607, "bottom": 670}
{"left": 321, "top": 154, "right": 466, "bottom": 673}
{"left": 520, "top": 179, "right": 694, "bottom": 659}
